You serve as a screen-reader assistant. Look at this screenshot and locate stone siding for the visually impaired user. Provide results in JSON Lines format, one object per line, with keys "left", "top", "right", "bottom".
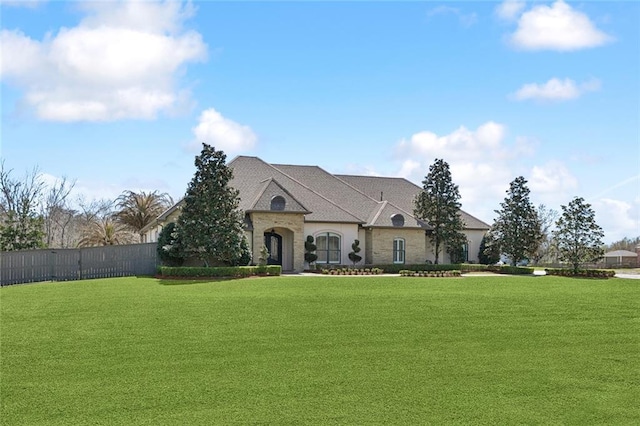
{"left": 250, "top": 212, "right": 305, "bottom": 272}
{"left": 370, "top": 228, "right": 427, "bottom": 265}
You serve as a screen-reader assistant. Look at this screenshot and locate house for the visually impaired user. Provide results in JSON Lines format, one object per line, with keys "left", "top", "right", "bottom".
{"left": 142, "top": 156, "right": 490, "bottom": 272}
{"left": 603, "top": 249, "right": 638, "bottom": 268}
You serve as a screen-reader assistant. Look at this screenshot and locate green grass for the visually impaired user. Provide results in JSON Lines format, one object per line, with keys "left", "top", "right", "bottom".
{"left": 1, "top": 275, "right": 639, "bottom": 425}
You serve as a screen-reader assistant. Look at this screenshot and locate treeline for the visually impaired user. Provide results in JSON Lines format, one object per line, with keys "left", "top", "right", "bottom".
{"left": 605, "top": 236, "right": 640, "bottom": 252}
{"left": 0, "top": 160, "right": 172, "bottom": 251}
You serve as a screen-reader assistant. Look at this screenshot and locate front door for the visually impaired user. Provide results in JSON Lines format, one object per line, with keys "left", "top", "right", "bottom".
{"left": 264, "top": 231, "right": 283, "bottom": 265}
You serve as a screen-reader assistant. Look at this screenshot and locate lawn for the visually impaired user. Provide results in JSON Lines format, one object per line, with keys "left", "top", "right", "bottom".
{"left": 1, "top": 275, "right": 638, "bottom": 425}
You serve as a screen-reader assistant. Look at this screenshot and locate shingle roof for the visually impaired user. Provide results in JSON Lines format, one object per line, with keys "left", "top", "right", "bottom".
{"left": 271, "top": 163, "right": 427, "bottom": 228}
{"left": 246, "top": 178, "right": 310, "bottom": 213}
{"left": 150, "top": 156, "right": 490, "bottom": 231}
{"left": 228, "top": 156, "right": 362, "bottom": 223}
{"left": 336, "top": 174, "right": 490, "bottom": 230}
{"left": 604, "top": 250, "right": 637, "bottom": 257}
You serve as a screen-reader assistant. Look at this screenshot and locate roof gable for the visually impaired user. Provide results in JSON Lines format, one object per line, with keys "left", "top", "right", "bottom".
{"left": 336, "top": 174, "right": 490, "bottom": 230}
{"left": 246, "top": 178, "right": 310, "bottom": 213}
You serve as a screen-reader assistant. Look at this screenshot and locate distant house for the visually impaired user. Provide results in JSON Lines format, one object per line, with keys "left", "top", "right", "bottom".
{"left": 142, "top": 156, "right": 490, "bottom": 272}
{"left": 603, "top": 249, "right": 638, "bottom": 268}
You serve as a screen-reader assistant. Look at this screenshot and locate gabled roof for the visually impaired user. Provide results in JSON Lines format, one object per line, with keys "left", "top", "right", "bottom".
{"left": 336, "top": 174, "right": 490, "bottom": 230}
{"left": 147, "top": 156, "right": 490, "bottom": 232}
{"left": 228, "top": 156, "right": 362, "bottom": 223}
{"left": 271, "top": 163, "right": 426, "bottom": 228}
{"left": 604, "top": 250, "right": 637, "bottom": 257}
{"left": 246, "top": 178, "right": 310, "bottom": 213}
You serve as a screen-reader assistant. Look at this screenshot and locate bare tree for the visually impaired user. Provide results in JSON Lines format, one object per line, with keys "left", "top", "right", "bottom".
{"left": 531, "top": 204, "right": 559, "bottom": 265}
{"left": 0, "top": 161, "right": 45, "bottom": 250}
{"left": 41, "top": 176, "right": 77, "bottom": 248}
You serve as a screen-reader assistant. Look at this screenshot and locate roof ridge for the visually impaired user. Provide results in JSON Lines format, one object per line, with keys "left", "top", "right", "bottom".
{"left": 267, "top": 163, "right": 364, "bottom": 223}
{"left": 247, "top": 178, "right": 274, "bottom": 210}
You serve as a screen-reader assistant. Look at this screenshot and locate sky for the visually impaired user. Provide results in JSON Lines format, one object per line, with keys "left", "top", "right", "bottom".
{"left": 1, "top": 0, "right": 638, "bottom": 243}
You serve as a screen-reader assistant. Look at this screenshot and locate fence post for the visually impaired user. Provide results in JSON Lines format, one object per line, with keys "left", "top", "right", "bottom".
{"left": 49, "top": 250, "right": 56, "bottom": 282}
{"left": 78, "top": 249, "right": 83, "bottom": 280}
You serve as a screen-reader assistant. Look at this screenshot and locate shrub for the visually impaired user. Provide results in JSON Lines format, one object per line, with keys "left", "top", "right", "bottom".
{"left": 544, "top": 268, "right": 615, "bottom": 279}
{"left": 400, "top": 270, "right": 461, "bottom": 278}
{"left": 157, "top": 265, "right": 281, "bottom": 278}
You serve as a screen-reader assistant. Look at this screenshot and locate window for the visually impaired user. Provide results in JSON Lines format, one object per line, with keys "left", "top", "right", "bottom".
{"left": 270, "top": 195, "right": 286, "bottom": 211}
{"left": 391, "top": 214, "right": 405, "bottom": 227}
{"left": 393, "top": 238, "right": 405, "bottom": 264}
{"left": 316, "top": 232, "right": 341, "bottom": 264}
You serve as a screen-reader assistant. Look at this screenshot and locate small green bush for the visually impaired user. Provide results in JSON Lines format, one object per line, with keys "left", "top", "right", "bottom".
{"left": 157, "top": 265, "right": 281, "bottom": 278}
{"left": 400, "top": 270, "right": 461, "bottom": 278}
{"left": 544, "top": 268, "right": 615, "bottom": 279}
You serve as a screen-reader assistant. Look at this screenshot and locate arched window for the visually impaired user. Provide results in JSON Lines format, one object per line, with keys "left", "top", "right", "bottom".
{"left": 316, "top": 232, "right": 341, "bottom": 264}
{"left": 393, "top": 238, "right": 405, "bottom": 264}
{"left": 270, "top": 195, "right": 286, "bottom": 211}
{"left": 391, "top": 214, "right": 404, "bottom": 227}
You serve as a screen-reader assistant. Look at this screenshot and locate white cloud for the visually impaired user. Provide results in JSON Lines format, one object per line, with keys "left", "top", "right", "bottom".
{"left": 495, "top": 0, "right": 526, "bottom": 22}
{"left": 427, "top": 6, "right": 477, "bottom": 27}
{"left": 191, "top": 108, "right": 257, "bottom": 155}
{"left": 592, "top": 198, "right": 640, "bottom": 243}
{"left": 509, "top": 0, "right": 613, "bottom": 51}
{"left": 512, "top": 77, "right": 601, "bottom": 102}
{"left": 394, "top": 121, "right": 530, "bottom": 223}
{"left": 0, "top": 0, "right": 206, "bottom": 122}
{"left": 529, "top": 161, "right": 578, "bottom": 194}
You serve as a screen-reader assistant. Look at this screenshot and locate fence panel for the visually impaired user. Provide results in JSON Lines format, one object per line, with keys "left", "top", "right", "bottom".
{"left": 1, "top": 243, "right": 158, "bottom": 286}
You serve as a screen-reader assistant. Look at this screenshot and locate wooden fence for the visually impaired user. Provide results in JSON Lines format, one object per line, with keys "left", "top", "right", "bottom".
{"left": 1, "top": 243, "right": 158, "bottom": 286}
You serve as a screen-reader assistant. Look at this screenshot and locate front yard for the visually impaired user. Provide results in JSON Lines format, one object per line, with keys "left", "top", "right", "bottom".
{"left": 1, "top": 275, "right": 638, "bottom": 424}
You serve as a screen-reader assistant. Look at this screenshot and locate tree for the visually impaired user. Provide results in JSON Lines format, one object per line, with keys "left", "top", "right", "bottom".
{"left": 492, "top": 176, "right": 541, "bottom": 266}
{"left": 176, "top": 144, "right": 246, "bottom": 266}
{"left": 348, "top": 239, "right": 362, "bottom": 266}
{"left": 446, "top": 232, "right": 468, "bottom": 264}
{"left": 414, "top": 158, "right": 466, "bottom": 264}
{"left": 156, "top": 222, "right": 185, "bottom": 266}
{"left": 77, "top": 216, "right": 136, "bottom": 247}
{"left": 553, "top": 197, "right": 604, "bottom": 273}
{"left": 304, "top": 235, "right": 318, "bottom": 269}
{"left": 115, "top": 190, "right": 173, "bottom": 242}
{"left": 531, "top": 204, "right": 558, "bottom": 265}
{"left": 41, "top": 176, "right": 76, "bottom": 248}
{"left": 0, "top": 161, "right": 45, "bottom": 251}
{"left": 606, "top": 236, "right": 640, "bottom": 252}
{"left": 478, "top": 231, "right": 501, "bottom": 265}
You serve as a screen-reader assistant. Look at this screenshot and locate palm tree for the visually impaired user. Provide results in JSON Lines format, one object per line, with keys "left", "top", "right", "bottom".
{"left": 115, "top": 190, "right": 173, "bottom": 242}
{"left": 78, "top": 216, "right": 136, "bottom": 247}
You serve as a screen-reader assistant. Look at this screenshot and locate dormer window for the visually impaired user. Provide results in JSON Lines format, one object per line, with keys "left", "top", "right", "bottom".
{"left": 391, "top": 214, "right": 404, "bottom": 227}
{"left": 270, "top": 195, "right": 286, "bottom": 211}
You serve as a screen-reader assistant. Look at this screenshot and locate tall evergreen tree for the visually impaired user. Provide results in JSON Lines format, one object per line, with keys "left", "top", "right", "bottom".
{"left": 553, "top": 197, "right": 604, "bottom": 273}
{"left": 478, "top": 231, "right": 501, "bottom": 265}
{"left": 492, "top": 176, "right": 541, "bottom": 266}
{"left": 414, "top": 158, "right": 466, "bottom": 264}
{"left": 177, "top": 144, "right": 248, "bottom": 266}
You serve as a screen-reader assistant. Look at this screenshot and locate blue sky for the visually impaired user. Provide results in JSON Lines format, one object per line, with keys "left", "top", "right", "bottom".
{"left": 1, "top": 0, "right": 638, "bottom": 243}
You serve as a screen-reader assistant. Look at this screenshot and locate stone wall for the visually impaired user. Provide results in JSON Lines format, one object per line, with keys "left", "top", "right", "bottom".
{"left": 250, "top": 212, "right": 305, "bottom": 272}
{"left": 369, "top": 228, "right": 427, "bottom": 264}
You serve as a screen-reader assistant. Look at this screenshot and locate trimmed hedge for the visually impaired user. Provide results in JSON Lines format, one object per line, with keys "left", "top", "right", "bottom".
{"left": 319, "top": 263, "right": 534, "bottom": 275}
{"left": 157, "top": 265, "right": 281, "bottom": 278}
{"left": 544, "top": 268, "right": 615, "bottom": 279}
{"left": 400, "top": 270, "right": 461, "bottom": 278}
{"left": 320, "top": 268, "right": 384, "bottom": 275}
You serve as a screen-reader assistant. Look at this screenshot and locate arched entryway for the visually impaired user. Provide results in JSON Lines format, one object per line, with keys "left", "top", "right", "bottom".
{"left": 264, "top": 230, "right": 283, "bottom": 266}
